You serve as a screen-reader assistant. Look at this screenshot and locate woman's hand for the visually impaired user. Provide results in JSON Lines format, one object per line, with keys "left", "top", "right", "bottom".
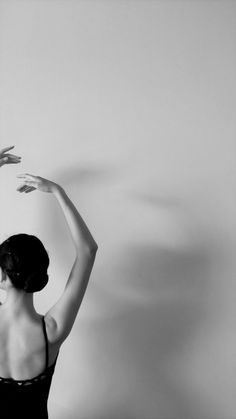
{"left": 0, "top": 146, "right": 21, "bottom": 167}
{"left": 16, "top": 173, "right": 59, "bottom": 194}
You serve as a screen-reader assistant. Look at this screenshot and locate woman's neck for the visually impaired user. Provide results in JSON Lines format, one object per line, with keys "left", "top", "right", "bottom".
{"left": 1, "top": 288, "right": 38, "bottom": 319}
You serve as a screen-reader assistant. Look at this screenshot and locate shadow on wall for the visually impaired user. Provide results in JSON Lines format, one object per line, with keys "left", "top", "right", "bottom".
{"left": 84, "top": 244, "right": 213, "bottom": 419}
{"left": 44, "top": 166, "right": 218, "bottom": 419}
{"left": 42, "top": 163, "right": 118, "bottom": 269}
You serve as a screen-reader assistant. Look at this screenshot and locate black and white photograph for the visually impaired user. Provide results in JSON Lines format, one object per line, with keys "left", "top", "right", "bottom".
{"left": 0, "top": 1, "right": 235, "bottom": 418}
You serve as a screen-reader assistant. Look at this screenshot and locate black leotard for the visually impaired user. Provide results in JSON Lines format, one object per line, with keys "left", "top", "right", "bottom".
{"left": 0, "top": 316, "right": 59, "bottom": 419}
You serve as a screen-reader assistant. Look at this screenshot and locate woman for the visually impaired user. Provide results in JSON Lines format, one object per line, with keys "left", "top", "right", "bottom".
{"left": 0, "top": 146, "right": 98, "bottom": 419}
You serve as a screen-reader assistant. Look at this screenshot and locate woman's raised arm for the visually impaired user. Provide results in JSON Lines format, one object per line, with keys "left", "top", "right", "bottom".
{"left": 16, "top": 174, "right": 98, "bottom": 253}
{"left": 16, "top": 173, "right": 98, "bottom": 343}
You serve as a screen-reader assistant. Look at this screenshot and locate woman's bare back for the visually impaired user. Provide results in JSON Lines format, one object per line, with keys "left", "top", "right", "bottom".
{"left": 0, "top": 308, "right": 61, "bottom": 381}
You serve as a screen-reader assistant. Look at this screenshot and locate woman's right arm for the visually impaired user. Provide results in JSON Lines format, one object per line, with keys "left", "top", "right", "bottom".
{"left": 52, "top": 184, "right": 98, "bottom": 254}
{"left": 17, "top": 174, "right": 98, "bottom": 344}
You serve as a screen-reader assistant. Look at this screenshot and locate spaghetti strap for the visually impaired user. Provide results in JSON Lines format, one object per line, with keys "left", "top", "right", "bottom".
{"left": 0, "top": 315, "right": 60, "bottom": 418}
{"left": 42, "top": 316, "right": 49, "bottom": 370}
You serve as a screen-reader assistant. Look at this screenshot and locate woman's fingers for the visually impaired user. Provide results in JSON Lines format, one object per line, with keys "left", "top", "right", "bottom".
{"left": 25, "top": 187, "right": 36, "bottom": 193}
{"left": 6, "top": 157, "right": 21, "bottom": 161}
{"left": 17, "top": 184, "right": 36, "bottom": 193}
{"left": 17, "top": 180, "right": 37, "bottom": 187}
{"left": 0, "top": 157, "right": 8, "bottom": 164}
{"left": 6, "top": 159, "right": 21, "bottom": 164}
{"left": 17, "top": 174, "right": 37, "bottom": 182}
{"left": 0, "top": 146, "right": 21, "bottom": 167}
{"left": 0, "top": 153, "right": 21, "bottom": 165}
{"left": 17, "top": 185, "right": 30, "bottom": 193}
{"left": 17, "top": 178, "right": 37, "bottom": 189}
{"left": 4, "top": 153, "right": 21, "bottom": 159}
{"left": 17, "top": 173, "right": 37, "bottom": 179}
{"left": 0, "top": 146, "right": 15, "bottom": 154}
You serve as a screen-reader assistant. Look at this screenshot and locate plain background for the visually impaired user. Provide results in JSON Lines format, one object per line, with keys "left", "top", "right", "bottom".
{"left": 0, "top": 1, "right": 235, "bottom": 418}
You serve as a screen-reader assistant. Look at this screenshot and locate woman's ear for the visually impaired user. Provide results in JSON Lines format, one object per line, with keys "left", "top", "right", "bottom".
{"left": 0, "top": 268, "right": 7, "bottom": 283}
{"left": 0, "top": 268, "right": 10, "bottom": 292}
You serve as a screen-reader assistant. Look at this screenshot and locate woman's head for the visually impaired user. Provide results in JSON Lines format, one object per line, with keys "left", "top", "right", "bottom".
{"left": 0, "top": 234, "right": 49, "bottom": 293}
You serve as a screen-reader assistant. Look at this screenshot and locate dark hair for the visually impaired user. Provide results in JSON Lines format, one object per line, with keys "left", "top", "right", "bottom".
{"left": 0, "top": 234, "right": 49, "bottom": 293}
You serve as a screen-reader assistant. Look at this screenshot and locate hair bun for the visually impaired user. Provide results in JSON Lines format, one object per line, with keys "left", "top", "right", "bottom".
{"left": 23, "top": 271, "right": 49, "bottom": 293}
{"left": 0, "top": 233, "right": 50, "bottom": 293}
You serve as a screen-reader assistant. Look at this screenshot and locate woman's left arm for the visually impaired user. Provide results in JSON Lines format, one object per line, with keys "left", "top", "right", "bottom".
{"left": 0, "top": 146, "right": 21, "bottom": 167}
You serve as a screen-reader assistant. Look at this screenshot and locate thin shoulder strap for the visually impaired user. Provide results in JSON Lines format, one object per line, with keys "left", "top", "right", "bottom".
{"left": 42, "top": 316, "right": 49, "bottom": 369}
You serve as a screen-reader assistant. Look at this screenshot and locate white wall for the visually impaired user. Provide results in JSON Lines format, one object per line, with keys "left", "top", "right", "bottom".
{"left": 0, "top": 1, "right": 235, "bottom": 418}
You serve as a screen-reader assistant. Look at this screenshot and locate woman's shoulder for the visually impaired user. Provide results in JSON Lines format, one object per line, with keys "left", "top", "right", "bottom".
{"left": 44, "top": 313, "right": 61, "bottom": 346}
